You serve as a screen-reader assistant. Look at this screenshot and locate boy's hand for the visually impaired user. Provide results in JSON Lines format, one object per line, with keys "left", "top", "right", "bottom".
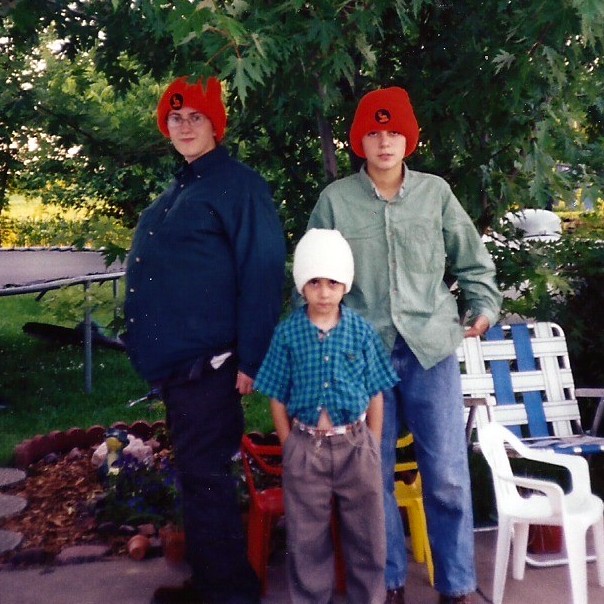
{"left": 463, "top": 314, "right": 490, "bottom": 338}
{"left": 366, "top": 392, "right": 383, "bottom": 445}
{"left": 271, "top": 399, "right": 291, "bottom": 445}
{"left": 236, "top": 371, "right": 254, "bottom": 395}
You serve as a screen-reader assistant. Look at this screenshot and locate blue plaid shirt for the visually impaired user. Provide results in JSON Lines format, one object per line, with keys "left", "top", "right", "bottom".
{"left": 254, "top": 305, "right": 399, "bottom": 426}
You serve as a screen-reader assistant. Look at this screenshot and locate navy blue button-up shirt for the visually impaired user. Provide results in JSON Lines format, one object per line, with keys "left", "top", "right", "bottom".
{"left": 124, "top": 146, "right": 286, "bottom": 382}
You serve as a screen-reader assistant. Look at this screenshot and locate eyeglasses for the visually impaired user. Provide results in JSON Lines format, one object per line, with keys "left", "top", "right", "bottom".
{"left": 166, "top": 113, "right": 206, "bottom": 129}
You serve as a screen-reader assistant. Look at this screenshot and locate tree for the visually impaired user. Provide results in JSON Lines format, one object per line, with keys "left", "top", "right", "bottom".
{"left": 369, "top": 0, "right": 604, "bottom": 227}
{"left": 2, "top": 0, "right": 603, "bottom": 244}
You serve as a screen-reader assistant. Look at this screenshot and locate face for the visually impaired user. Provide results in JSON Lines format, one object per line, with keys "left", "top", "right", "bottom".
{"left": 167, "top": 107, "right": 216, "bottom": 163}
{"left": 302, "top": 278, "right": 346, "bottom": 319}
{"left": 361, "top": 130, "right": 406, "bottom": 173}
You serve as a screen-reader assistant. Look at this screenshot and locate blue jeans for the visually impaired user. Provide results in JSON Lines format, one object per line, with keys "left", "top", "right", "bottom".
{"left": 382, "top": 336, "right": 476, "bottom": 597}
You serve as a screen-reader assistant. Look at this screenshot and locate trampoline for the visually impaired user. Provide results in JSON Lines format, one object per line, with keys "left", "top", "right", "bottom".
{"left": 0, "top": 248, "right": 126, "bottom": 392}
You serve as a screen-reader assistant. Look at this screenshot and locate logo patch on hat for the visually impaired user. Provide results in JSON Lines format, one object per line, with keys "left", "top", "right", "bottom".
{"left": 169, "top": 93, "right": 184, "bottom": 110}
{"left": 375, "top": 109, "right": 391, "bottom": 124}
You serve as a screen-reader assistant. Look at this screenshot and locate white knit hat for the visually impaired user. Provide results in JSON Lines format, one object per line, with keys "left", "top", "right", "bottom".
{"left": 293, "top": 229, "right": 355, "bottom": 294}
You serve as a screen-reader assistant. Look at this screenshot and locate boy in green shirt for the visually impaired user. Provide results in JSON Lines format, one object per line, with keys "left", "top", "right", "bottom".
{"left": 308, "top": 87, "right": 502, "bottom": 604}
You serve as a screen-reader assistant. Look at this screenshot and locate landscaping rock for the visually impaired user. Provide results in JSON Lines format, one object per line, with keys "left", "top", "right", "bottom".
{"left": 0, "top": 468, "right": 26, "bottom": 490}
{"left": 0, "top": 530, "right": 23, "bottom": 555}
{"left": 55, "top": 544, "right": 111, "bottom": 565}
{"left": 0, "top": 493, "right": 27, "bottom": 519}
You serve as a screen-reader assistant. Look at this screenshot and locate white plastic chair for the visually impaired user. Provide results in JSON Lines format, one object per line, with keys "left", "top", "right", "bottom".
{"left": 477, "top": 421, "right": 604, "bottom": 604}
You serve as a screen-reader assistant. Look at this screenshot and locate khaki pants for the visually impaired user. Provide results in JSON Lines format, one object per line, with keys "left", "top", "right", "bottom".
{"left": 283, "top": 422, "right": 386, "bottom": 603}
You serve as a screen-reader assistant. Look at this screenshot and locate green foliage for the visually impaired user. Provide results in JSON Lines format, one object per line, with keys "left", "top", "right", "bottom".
{"left": 558, "top": 206, "right": 604, "bottom": 239}
{"left": 0, "top": 212, "right": 132, "bottom": 252}
{"left": 489, "top": 227, "right": 604, "bottom": 387}
{"left": 242, "top": 390, "right": 275, "bottom": 435}
{"left": 2, "top": 0, "right": 602, "bottom": 243}
{"left": 549, "top": 241, "right": 604, "bottom": 388}
{"left": 2, "top": 22, "right": 176, "bottom": 227}
{"left": 38, "top": 281, "right": 124, "bottom": 335}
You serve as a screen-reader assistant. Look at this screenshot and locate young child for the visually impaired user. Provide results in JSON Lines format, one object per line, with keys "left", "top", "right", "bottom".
{"left": 254, "top": 228, "right": 399, "bottom": 604}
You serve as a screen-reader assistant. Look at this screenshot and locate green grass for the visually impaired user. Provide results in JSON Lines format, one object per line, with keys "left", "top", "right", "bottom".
{"left": 0, "top": 194, "right": 274, "bottom": 466}
{"left": 0, "top": 294, "right": 275, "bottom": 466}
{"left": 4, "top": 194, "right": 86, "bottom": 221}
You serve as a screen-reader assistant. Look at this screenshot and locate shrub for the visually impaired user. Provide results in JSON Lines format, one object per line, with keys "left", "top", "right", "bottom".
{"left": 0, "top": 213, "right": 132, "bottom": 254}
{"left": 488, "top": 234, "right": 604, "bottom": 389}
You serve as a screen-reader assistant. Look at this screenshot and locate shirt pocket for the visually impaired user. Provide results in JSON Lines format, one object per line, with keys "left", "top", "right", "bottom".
{"left": 402, "top": 221, "right": 445, "bottom": 274}
{"left": 334, "top": 348, "right": 366, "bottom": 385}
{"left": 337, "top": 205, "right": 385, "bottom": 242}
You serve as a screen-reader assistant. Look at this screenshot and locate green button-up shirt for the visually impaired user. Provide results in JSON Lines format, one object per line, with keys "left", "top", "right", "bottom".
{"left": 308, "top": 164, "right": 502, "bottom": 369}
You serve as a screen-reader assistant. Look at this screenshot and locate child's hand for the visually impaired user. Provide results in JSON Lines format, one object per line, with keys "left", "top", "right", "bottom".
{"left": 236, "top": 371, "right": 254, "bottom": 395}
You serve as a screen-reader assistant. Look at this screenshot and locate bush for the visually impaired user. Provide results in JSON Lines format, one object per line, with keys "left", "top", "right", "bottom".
{"left": 0, "top": 213, "right": 132, "bottom": 255}
{"left": 488, "top": 234, "right": 604, "bottom": 389}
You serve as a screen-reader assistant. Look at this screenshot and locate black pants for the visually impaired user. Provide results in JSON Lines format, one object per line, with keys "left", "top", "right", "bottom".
{"left": 161, "top": 355, "right": 261, "bottom": 603}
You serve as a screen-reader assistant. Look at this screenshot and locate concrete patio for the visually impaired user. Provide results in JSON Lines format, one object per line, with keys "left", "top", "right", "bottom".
{"left": 1, "top": 527, "right": 603, "bottom": 603}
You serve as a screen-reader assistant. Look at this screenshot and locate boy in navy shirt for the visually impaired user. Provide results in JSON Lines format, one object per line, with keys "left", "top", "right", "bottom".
{"left": 255, "top": 228, "right": 398, "bottom": 603}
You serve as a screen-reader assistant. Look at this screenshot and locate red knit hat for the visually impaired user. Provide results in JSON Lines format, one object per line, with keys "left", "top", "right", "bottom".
{"left": 156, "top": 76, "right": 227, "bottom": 140}
{"left": 349, "top": 87, "right": 419, "bottom": 158}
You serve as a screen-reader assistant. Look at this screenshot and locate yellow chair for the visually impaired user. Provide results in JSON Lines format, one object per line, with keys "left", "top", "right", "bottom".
{"left": 394, "top": 434, "right": 434, "bottom": 585}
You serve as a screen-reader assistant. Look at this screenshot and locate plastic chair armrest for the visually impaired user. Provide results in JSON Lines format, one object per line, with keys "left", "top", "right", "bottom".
{"left": 500, "top": 473, "right": 565, "bottom": 514}
{"left": 512, "top": 447, "right": 592, "bottom": 498}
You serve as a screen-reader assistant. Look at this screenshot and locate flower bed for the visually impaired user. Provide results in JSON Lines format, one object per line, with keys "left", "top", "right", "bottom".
{"left": 0, "top": 421, "right": 174, "bottom": 566}
{"left": 13, "top": 420, "right": 168, "bottom": 469}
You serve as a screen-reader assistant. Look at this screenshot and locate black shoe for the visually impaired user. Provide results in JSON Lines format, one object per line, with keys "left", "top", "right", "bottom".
{"left": 438, "top": 594, "right": 473, "bottom": 604}
{"left": 385, "top": 587, "right": 405, "bottom": 604}
{"left": 151, "top": 580, "right": 203, "bottom": 604}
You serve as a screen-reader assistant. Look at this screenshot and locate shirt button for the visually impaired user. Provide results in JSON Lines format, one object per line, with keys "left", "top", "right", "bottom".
{"left": 135, "top": 257, "right": 141, "bottom": 263}
{"left": 129, "top": 318, "right": 135, "bottom": 323}
{"left": 180, "top": 184, "right": 185, "bottom": 188}
{"left": 148, "top": 231, "right": 154, "bottom": 236}
{"left": 129, "top": 287, "right": 135, "bottom": 293}
{"left": 323, "top": 382, "right": 330, "bottom": 388}
{"left": 324, "top": 356, "right": 329, "bottom": 362}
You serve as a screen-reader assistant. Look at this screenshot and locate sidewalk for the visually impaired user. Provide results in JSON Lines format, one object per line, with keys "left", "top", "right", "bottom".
{"left": 1, "top": 529, "right": 603, "bottom": 603}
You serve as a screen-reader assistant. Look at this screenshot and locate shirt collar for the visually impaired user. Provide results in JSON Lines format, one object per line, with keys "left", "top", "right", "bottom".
{"left": 296, "top": 303, "right": 351, "bottom": 334}
{"left": 176, "top": 146, "right": 230, "bottom": 179}
{"left": 359, "top": 163, "right": 409, "bottom": 202}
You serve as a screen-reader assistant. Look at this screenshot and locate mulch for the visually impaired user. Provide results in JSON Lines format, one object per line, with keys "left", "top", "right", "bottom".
{"left": 0, "top": 450, "right": 129, "bottom": 565}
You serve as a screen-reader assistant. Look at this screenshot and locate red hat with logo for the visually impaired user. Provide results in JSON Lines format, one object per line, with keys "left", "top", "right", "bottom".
{"left": 349, "top": 87, "right": 420, "bottom": 158}
{"left": 156, "top": 76, "right": 227, "bottom": 140}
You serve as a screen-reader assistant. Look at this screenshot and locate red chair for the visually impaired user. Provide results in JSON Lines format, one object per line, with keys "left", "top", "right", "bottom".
{"left": 240, "top": 432, "right": 284, "bottom": 594}
{"left": 240, "top": 432, "right": 346, "bottom": 595}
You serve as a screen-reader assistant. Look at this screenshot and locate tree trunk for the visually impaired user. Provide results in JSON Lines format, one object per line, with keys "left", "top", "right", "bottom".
{"left": 316, "top": 112, "right": 338, "bottom": 182}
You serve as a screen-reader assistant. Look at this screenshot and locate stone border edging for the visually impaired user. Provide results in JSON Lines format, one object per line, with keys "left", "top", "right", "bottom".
{"left": 13, "top": 420, "right": 168, "bottom": 469}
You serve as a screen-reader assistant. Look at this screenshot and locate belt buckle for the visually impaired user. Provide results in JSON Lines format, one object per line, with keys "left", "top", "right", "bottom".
{"left": 327, "top": 425, "right": 347, "bottom": 437}
{"left": 295, "top": 418, "right": 361, "bottom": 438}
